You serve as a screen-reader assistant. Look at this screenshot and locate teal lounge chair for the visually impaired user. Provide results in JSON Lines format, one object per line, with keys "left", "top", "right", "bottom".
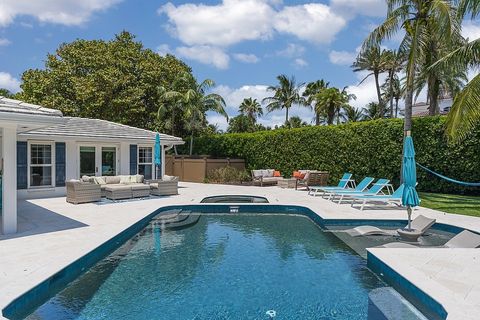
{"left": 308, "top": 173, "right": 354, "bottom": 197}
{"left": 351, "top": 184, "right": 405, "bottom": 210}
{"left": 323, "top": 176, "right": 373, "bottom": 200}
{"left": 331, "top": 178, "right": 390, "bottom": 204}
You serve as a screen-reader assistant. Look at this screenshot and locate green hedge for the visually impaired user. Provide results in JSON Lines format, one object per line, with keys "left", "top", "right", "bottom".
{"left": 193, "top": 116, "right": 480, "bottom": 194}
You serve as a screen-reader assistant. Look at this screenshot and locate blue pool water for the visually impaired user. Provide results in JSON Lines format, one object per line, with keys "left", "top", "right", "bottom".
{"left": 26, "top": 214, "right": 425, "bottom": 320}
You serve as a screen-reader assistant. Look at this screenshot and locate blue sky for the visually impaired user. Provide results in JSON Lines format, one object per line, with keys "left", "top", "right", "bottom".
{"left": 1, "top": 0, "right": 479, "bottom": 129}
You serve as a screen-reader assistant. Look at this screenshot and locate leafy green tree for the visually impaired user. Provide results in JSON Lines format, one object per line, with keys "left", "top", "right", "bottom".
{"left": 303, "top": 79, "right": 329, "bottom": 125}
{"left": 363, "top": 102, "right": 389, "bottom": 120}
{"left": 363, "top": 0, "right": 459, "bottom": 135}
{"left": 19, "top": 31, "right": 192, "bottom": 132}
{"left": 352, "top": 45, "right": 389, "bottom": 117}
{"left": 0, "top": 88, "right": 14, "bottom": 98}
{"left": 314, "top": 87, "right": 355, "bottom": 125}
{"left": 263, "top": 74, "right": 306, "bottom": 124}
{"left": 227, "top": 114, "right": 257, "bottom": 133}
{"left": 341, "top": 105, "right": 364, "bottom": 122}
{"left": 172, "top": 76, "right": 228, "bottom": 155}
{"left": 239, "top": 97, "right": 263, "bottom": 122}
{"left": 285, "top": 116, "right": 308, "bottom": 128}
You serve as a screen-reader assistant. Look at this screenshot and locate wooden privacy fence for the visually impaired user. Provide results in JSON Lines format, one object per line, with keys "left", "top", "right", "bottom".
{"left": 165, "top": 156, "right": 246, "bottom": 182}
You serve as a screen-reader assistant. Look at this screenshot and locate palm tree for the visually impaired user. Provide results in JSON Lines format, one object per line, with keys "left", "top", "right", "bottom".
{"left": 382, "top": 76, "right": 403, "bottom": 118}
{"left": 303, "top": 79, "right": 329, "bottom": 125}
{"left": 363, "top": 0, "right": 459, "bottom": 136}
{"left": 362, "top": 102, "right": 389, "bottom": 120}
{"left": 263, "top": 74, "right": 306, "bottom": 125}
{"left": 383, "top": 50, "right": 404, "bottom": 118}
{"left": 239, "top": 97, "right": 263, "bottom": 122}
{"left": 341, "top": 105, "right": 364, "bottom": 122}
{"left": 314, "top": 87, "right": 355, "bottom": 125}
{"left": 285, "top": 116, "right": 308, "bottom": 128}
{"left": 159, "top": 73, "right": 228, "bottom": 155}
{"left": 352, "top": 45, "right": 389, "bottom": 117}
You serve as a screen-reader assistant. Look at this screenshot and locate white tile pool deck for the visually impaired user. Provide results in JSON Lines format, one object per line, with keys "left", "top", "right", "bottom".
{"left": 1, "top": 182, "right": 479, "bottom": 319}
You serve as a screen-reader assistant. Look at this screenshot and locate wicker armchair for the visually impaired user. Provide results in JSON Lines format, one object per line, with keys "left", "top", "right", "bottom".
{"left": 66, "top": 181, "right": 101, "bottom": 204}
{"left": 149, "top": 177, "right": 179, "bottom": 196}
{"left": 296, "top": 171, "right": 329, "bottom": 190}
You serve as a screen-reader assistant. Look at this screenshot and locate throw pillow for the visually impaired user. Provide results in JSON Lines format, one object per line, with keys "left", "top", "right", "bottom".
{"left": 94, "top": 176, "right": 106, "bottom": 185}
{"left": 293, "top": 171, "right": 300, "bottom": 178}
{"left": 120, "top": 175, "right": 131, "bottom": 184}
{"left": 274, "top": 171, "right": 281, "bottom": 177}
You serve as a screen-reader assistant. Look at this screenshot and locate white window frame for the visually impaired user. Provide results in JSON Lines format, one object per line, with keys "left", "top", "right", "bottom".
{"left": 137, "top": 145, "right": 154, "bottom": 179}
{"left": 77, "top": 143, "right": 120, "bottom": 178}
{"left": 27, "top": 141, "right": 55, "bottom": 189}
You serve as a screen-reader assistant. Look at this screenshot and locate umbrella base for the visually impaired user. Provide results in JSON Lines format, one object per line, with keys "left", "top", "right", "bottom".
{"left": 397, "top": 228, "right": 422, "bottom": 242}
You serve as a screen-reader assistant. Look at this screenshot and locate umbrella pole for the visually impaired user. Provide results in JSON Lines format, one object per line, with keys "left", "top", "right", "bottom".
{"left": 407, "top": 206, "right": 412, "bottom": 230}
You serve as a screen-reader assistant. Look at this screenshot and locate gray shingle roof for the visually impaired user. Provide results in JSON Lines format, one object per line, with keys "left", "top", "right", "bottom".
{"left": 0, "top": 97, "right": 63, "bottom": 117}
{"left": 22, "top": 117, "right": 184, "bottom": 144}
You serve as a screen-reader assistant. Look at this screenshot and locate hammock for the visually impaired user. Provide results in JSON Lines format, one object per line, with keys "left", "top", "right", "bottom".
{"left": 416, "top": 163, "right": 480, "bottom": 187}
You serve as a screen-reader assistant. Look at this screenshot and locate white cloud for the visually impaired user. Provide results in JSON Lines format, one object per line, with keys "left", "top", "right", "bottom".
{"left": 274, "top": 3, "right": 346, "bottom": 44}
{"left": 156, "top": 44, "right": 172, "bottom": 56}
{"left": 233, "top": 53, "right": 259, "bottom": 63}
{"left": 0, "top": 72, "right": 20, "bottom": 93}
{"left": 346, "top": 71, "right": 385, "bottom": 109}
{"left": 329, "top": 50, "right": 357, "bottom": 65}
{"left": 0, "top": 0, "right": 121, "bottom": 27}
{"left": 159, "top": 0, "right": 274, "bottom": 47}
{"left": 176, "top": 45, "right": 230, "bottom": 69}
{"left": 160, "top": 1, "right": 348, "bottom": 48}
{"left": 330, "top": 0, "right": 386, "bottom": 18}
{"left": 294, "top": 58, "right": 308, "bottom": 67}
{"left": 462, "top": 21, "right": 480, "bottom": 41}
{"left": 0, "top": 38, "right": 11, "bottom": 46}
{"left": 276, "top": 43, "right": 305, "bottom": 58}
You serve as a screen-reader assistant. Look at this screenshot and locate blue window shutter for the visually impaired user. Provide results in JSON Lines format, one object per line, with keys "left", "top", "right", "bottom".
{"left": 17, "top": 141, "right": 28, "bottom": 189}
{"left": 55, "top": 142, "right": 66, "bottom": 187}
{"left": 130, "top": 144, "right": 137, "bottom": 175}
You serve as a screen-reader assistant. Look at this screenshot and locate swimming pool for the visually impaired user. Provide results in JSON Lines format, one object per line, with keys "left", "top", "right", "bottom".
{"left": 23, "top": 212, "right": 430, "bottom": 320}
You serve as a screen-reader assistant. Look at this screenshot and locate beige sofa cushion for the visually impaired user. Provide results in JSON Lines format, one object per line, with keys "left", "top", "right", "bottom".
{"left": 252, "top": 170, "right": 263, "bottom": 178}
{"left": 94, "top": 176, "right": 106, "bottom": 185}
{"left": 135, "top": 174, "right": 144, "bottom": 183}
{"left": 106, "top": 176, "right": 121, "bottom": 184}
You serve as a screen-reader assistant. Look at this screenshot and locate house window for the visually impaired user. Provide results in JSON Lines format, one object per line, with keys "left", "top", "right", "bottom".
{"left": 138, "top": 147, "right": 153, "bottom": 179}
{"left": 30, "top": 143, "right": 53, "bottom": 187}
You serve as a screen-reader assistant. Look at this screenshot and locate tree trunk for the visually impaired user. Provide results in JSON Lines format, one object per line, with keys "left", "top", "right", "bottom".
{"left": 374, "top": 71, "right": 384, "bottom": 117}
{"left": 189, "top": 134, "right": 194, "bottom": 156}
{"left": 327, "top": 105, "right": 335, "bottom": 125}
{"left": 315, "top": 112, "right": 320, "bottom": 126}
{"left": 427, "top": 77, "right": 440, "bottom": 116}
{"left": 395, "top": 98, "right": 399, "bottom": 118}
{"left": 389, "top": 71, "right": 394, "bottom": 118}
{"left": 285, "top": 107, "right": 289, "bottom": 125}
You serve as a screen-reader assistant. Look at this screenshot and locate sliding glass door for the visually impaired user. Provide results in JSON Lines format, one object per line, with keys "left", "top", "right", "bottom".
{"left": 79, "top": 146, "right": 96, "bottom": 177}
{"left": 79, "top": 145, "right": 118, "bottom": 177}
{"left": 101, "top": 147, "right": 116, "bottom": 176}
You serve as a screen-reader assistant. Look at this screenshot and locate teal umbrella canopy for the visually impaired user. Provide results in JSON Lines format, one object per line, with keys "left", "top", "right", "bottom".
{"left": 401, "top": 136, "right": 420, "bottom": 207}
{"left": 154, "top": 133, "right": 161, "bottom": 178}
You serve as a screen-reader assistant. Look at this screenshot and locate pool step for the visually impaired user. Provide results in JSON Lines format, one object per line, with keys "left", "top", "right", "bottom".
{"left": 368, "top": 287, "right": 428, "bottom": 320}
{"left": 154, "top": 210, "right": 190, "bottom": 224}
{"left": 164, "top": 214, "right": 201, "bottom": 230}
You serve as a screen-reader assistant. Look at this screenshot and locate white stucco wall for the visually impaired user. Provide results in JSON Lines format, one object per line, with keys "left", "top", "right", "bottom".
{"left": 16, "top": 137, "right": 164, "bottom": 199}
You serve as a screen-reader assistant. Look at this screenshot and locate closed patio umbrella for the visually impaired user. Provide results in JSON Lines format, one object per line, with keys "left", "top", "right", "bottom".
{"left": 154, "top": 133, "right": 162, "bottom": 179}
{"left": 401, "top": 135, "right": 420, "bottom": 230}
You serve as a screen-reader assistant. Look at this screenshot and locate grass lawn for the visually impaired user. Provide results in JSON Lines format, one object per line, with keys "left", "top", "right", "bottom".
{"left": 419, "top": 192, "right": 480, "bottom": 218}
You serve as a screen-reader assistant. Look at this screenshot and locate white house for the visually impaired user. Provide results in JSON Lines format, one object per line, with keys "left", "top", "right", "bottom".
{"left": 0, "top": 97, "right": 184, "bottom": 234}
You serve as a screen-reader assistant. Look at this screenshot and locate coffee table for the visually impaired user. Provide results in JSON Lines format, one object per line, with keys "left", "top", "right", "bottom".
{"left": 277, "top": 178, "right": 298, "bottom": 189}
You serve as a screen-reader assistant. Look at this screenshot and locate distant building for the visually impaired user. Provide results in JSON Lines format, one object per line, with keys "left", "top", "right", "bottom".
{"left": 412, "top": 95, "right": 453, "bottom": 117}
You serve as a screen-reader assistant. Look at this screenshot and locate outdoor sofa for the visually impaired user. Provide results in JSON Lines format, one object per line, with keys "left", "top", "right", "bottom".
{"left": 66, "top": 174, "right": 179, "bottom": 203}
{"left": 251, "top": 169, "right": 283, "bottom": 186}
{"left": 295, "top": 170, "right": 329, "bottom": 190}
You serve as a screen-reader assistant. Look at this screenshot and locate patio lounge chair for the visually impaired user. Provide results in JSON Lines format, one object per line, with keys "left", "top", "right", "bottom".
{"left": 66, "top": 180, "right": 101, "bottom": 204}
{"left": 350, "top": 184, "right": 405, "bottom": 210}
{"left": 346, "top": 214, "right": 436, "bottom": 238}
{"left": 380, "top": 230, "right": 480, "bottom": 248}
{"left": 323, "top": 176, "right": 374, "bottom": 200}
{"left": 308, "top": 172, "right": 354, "bottom": 196}
{"left": 296, "top": 170, "right": 329, "bottom": 190}
{"left": 150, "top": 176, "right": 179, "bottom": 196}
{"left": 331, "top": 178, "right": 390, "bottom": 204}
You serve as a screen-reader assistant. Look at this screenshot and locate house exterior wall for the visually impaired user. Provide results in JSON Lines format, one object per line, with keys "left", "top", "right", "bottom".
{"left": 15, "top": 136, "right": 164, "bottom": 200}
